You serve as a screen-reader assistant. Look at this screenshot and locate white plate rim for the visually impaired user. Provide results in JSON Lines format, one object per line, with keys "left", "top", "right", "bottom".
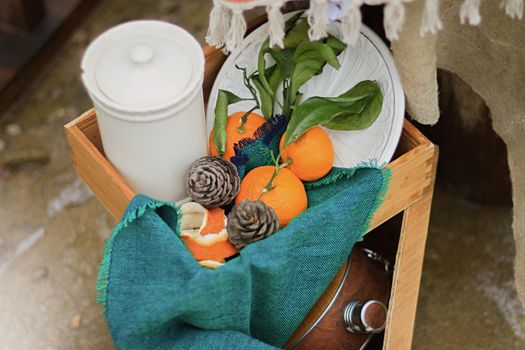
{"left": 206, "top": 12, "right": 405, "bottom": 167}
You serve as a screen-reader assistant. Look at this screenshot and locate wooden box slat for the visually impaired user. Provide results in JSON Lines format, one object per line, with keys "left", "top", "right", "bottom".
{"left": 370, "top": 122, "right": 437, "bottom": 231}
{"left": 66, "top": 110, "right": 436, "bottom": 226}
{"left": 65, "top": 110, "right": 134, "bottom": 219}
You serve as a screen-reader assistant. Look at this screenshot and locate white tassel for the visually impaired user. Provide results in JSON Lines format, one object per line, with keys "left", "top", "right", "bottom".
{"left": 206, "top": 1, "right": 232, "bottom": 48}
{"left": 341, "top": 1, "right": 362, "bottom": 45}
{"left": 308, "top": 0, "right": 330, "bottom": 41}
{"left": 460, "top": 0, "right": 482, "bottom": 25}
{"left": 420, "top": 0, "right": 443, "bottom": 36}
{"left": 267, "top": 3, "right": 285, "bottom": 48}
{"left": 362, "top": 0, "right": 384, "bottom": 5}
{"left": 225, "top": 9, "right": 247, "bottom": 52}
{"left": 384, "top": 0, "right": 405, "bottom": 41}
{"left": 500, "top": 0, "right": 523, "bottom": 19}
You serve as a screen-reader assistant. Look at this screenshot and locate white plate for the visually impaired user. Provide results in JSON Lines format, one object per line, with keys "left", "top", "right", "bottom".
{"left": 206, "top": 12, "right": 405, "bottom": 168}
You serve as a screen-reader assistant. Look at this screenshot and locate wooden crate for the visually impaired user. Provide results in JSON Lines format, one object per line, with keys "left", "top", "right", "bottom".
{"left": 65, "top": 44, "right": 438, "bottom": 350}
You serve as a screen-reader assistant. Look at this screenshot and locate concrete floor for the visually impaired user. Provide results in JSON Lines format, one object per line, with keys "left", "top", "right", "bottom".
{"left": 0, "top": 1, "right": 523, "bottom": 349}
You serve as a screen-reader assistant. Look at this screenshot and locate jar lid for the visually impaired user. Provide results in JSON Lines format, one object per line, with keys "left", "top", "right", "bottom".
{"left": 95, "top": 37, "right": 193, "bottom": 108}
{"left": 81, "top": 20, "right": 205, "bottom": 117}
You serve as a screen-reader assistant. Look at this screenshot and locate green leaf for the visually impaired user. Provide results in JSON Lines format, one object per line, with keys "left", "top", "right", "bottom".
{"left": 283, "top": 19, "right": 310, "bottom": 48}
{"left": 252, "top": 65, "right": 283, "bottom": 118}
{"left": 284, "top": 12, "right": 304, "bottom": 33}
{"left": 257, "top": 39, "right": 273, "bottom": 97}
{"left": 327, "top": 80, "right": 380, "bottom": 103}
{"left": 213, "top": 89, "right": 244, "bottom": 155}
{"left": 267, "top": 64, "right": 283, "bottom": 92}
{"left": 325, "top": 36, "right": 346, "bottom": 55}
{"left": 284, "top": 81, "right": 383, "bottom": 146}
{"left": 252, "top": 76, "right": 273, "bottom": 119}
{"left": 290, "top": 41, "right": 340, "bottom": 99}
{"left": 220, "top": 90, "right": 244, "bottom": 104}
{"left": 291, "top": 92, "right": 303, "bottom": 114}
{"left": 318, "top": 44, "right": 340, "bottom": 69}
{"left": 324, "top": 87, "right": 383, "bottom": 130}
{"left": 257, "top": 16, "right": 349, "bottom": 119}
{"left": 270, "top": 48, "right": 296, "bottom": 79}
{"left": 284, "top": 98, "right": 367, "bottom": 146}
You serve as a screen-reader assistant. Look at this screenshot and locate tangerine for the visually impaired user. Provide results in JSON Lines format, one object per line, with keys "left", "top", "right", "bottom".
{"left": 209, "top": 111, "right": 266, "bottom": 161}
{"left": 279, "top": 126, "right": 334, "bottom": 181}
{"left": 235, "top": 166, "right": 307, "bottom": 227}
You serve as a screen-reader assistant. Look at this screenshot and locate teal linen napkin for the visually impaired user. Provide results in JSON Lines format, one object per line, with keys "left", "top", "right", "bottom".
{"left": 97, "top": 166, "right": 390, "bottom": 349}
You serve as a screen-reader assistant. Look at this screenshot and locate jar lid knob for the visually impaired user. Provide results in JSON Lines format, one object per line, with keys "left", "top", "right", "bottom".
{"left": 129, "top": 44, "right": 154, "bottom": 64}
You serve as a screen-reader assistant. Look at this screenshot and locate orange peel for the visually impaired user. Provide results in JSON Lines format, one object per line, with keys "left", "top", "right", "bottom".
{"left": 179, "top": 202, "right": 238, "bottom": 266}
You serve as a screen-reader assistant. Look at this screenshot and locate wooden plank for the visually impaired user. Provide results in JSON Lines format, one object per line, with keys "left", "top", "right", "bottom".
{"left": 69, "top": 108, "right": 103, "bottom": 153}
{"left": 368, "top": 143, "right": 436, "bottom": 232}
{"left": 401, "top": 119, "right": 431, "bottom": 148}
{"left": 65, "top": 110, "right": 134, "bottom": 220}
{"left": 383, "top": 148, "right": 438, "bottom": 350}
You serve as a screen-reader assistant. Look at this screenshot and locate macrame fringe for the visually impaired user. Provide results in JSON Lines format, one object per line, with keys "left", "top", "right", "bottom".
{"left": 225, "top": 9, "right": 247, "bottom": 52}
{"left": 267, "top": 3, "right": 285, "bottom": 48}
{"left": 308, "top": 0, "right": 330, "bottom": 41}
{"left": 362, "top": 0, "right": 385, "bottom": 5}
{"left": 207, "top": 0, "right": 524, "bottom": 49}
{"left": 341, "top": 1, "right": 362, "bottom": 45}
{"left": 384, "top": 0, "right": 405, "bottom": 41}
{"left": 460, "top": 0, "right": 482, "bottom": 25}
{"left": 500, "top": 0, "right": 524, "bottom": 19}
{"left": 421, "top": 0, "right": 443, "bottom": 35}
{"left": 206, "top": 1, "right": 232, "bottom": 48}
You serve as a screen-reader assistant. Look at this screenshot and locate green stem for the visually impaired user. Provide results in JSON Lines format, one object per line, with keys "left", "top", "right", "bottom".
{"left": 288, "top": 77, "right": 296, "bottom": 115}
{"left": 274, "top": 96, "right": 285, "bottom": 110}
{"left": 258, "top": 153, "right": 292, "bottom": 200}
{"left": 282, "top": 79, "right": 292, "bottom": 117}
{"left": 257, "top": 40, "right": 275, "bottom": 99}
{"left": 234, "top": 65, "right": 261, "bottom": 133}
{"left": 236, "top": 64, "right": 261, "bottom": 103}
{"left": 236, "top": 105, "right": 259, "bottom": 134}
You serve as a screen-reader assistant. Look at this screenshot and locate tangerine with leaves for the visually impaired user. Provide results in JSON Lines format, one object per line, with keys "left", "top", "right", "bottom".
{"left": 209, "top": 111, "right": 266, "bottom": 161}
{"left": 279, "top": 126, "right": 334, "bottom": 182}
{"left": 235, "top": 166, "right": 307, "bottom": 227}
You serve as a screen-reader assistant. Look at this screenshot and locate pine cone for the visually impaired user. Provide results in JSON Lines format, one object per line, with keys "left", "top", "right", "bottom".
{"left": 187, "top": 156, "right": 240, "bottom": 208}
{"left": 227, "top": 200, "right": 280, "bottom": 249}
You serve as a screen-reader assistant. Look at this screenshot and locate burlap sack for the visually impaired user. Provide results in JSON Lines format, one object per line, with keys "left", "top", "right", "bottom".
{"left": 392, "top": 0, "right": 525, "bottom": 305}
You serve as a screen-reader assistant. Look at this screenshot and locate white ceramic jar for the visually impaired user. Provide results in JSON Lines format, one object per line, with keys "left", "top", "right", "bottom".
{"left": 81, "top": 20, "right": 206, "bottom": 202}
